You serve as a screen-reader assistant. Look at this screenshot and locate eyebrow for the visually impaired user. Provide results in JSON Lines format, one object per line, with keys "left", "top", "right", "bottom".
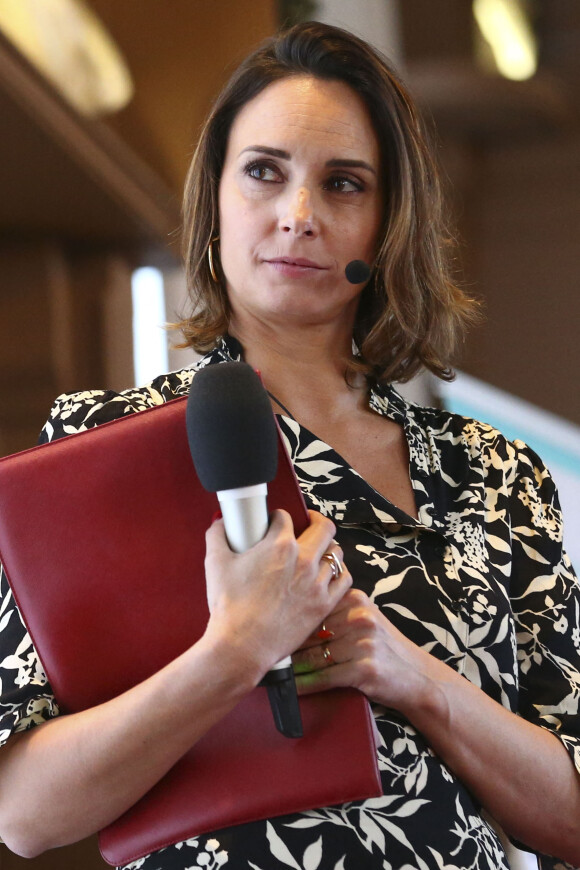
{"left": 240, "top": 146, "right": 377, "bottom": 175}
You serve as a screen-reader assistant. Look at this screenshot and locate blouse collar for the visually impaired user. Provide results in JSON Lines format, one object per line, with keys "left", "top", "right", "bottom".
{"left": 210, "top": 334, "right": 443, "bottom": 532}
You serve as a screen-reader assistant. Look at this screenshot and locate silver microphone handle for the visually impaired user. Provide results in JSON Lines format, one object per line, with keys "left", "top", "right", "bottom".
{"left": 217, "top": 484, "right": 269, "bottom": 553}
{"left": 217, "top": 484, "right": 292, "bottom": 671}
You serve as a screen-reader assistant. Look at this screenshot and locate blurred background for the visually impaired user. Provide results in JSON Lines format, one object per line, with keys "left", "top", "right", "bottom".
{"left": 0, "top": 2, "right": 578, "bottom": 867}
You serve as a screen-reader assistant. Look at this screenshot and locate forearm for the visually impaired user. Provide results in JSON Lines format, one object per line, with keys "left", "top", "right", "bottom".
{"left": 0, "top": 627, "right": 261, "bottom": 858}
{"left": 402, "top": 656, "right": 580, "bottom": 864}
{"left": 0, "top": 511, "right": 347, "bottom": 858}
{"left": 296, "top": 589, "right": 580, "bottom": 864}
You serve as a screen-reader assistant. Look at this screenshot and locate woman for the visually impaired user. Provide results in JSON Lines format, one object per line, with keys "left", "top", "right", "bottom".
{"left": 1, "top": 21, "right": 579, "bottom": 870}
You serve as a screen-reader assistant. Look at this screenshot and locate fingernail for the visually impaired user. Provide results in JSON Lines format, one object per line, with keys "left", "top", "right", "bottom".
{"left": 210, "top": 510, "right": 223, "bottom": 524}
{"left": 317, "top": 628, "right": 335, "bottom": 640}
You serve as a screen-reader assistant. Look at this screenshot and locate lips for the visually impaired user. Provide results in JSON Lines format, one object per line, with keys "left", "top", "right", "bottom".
{"left": 264, "top": 256, "right": 326, "bottom": 270}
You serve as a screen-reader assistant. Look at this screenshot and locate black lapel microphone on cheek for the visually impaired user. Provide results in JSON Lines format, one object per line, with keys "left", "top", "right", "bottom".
{"left": 345, "top": 259, "right": 372, "bottom": 285}
{"left": 186, "top": 361, "right": 304, "bottom": 738}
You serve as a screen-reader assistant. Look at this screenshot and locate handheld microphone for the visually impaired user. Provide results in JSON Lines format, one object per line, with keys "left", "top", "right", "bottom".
{"left": 186, "top": 362, "right": 303, "bottom": 738}
{"left": 345, "top": 259, "right": 371, "bottom": 285}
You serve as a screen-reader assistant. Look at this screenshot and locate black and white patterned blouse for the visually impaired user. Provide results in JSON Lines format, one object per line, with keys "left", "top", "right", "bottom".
{"left": 1, "top": 335, "right": 579, "bottom": 870}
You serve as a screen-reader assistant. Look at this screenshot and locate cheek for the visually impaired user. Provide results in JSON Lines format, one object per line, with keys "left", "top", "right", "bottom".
{"left": 218, "top": 192, "right": 244, "bottom": 270}
{"left": 357, "top": 218, "right": 382, "bottom": 264}
{"left": 220, "top": 199, "right": 267, "bottom": 266}
{"left": 354, "top": 191, "right": 384, "bottom": 251}
{"left": 337, "top": 222, "right": 378, "bottom": 264}
{"left": 218, "top": 231, "right": 241, "bottom": 289}
{"left": 220, "top": 214, "right": 252, "bottom": 271}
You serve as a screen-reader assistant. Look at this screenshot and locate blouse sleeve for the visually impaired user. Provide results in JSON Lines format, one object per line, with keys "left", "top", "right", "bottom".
{"left": 509, "top": 441, "right": 580, "bottom": 775}
{"left": 0, "top": 563, "right": 59, "bottom": 746}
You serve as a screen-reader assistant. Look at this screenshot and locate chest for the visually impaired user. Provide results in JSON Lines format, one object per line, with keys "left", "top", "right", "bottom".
{"left": 294, "top": 406, "right": 418, "bottom": 519}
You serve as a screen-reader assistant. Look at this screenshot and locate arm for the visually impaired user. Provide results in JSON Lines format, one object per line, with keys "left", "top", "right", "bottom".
{"left": 294, "top": 439, "right": 580, "bottom": 865}
{"left": 0, "top": 510, "right": 351, "bottom": 858}
{"left": 295, "top": 588, "right": 580, "bottom": 864}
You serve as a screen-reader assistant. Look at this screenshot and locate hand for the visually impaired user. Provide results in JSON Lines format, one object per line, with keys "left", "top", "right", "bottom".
{"left": 203, "top": 510, "right": 352, "bottom": 678}
{"left": 293, "top": 588, "right": 435, "bottom": 712}
{"left": 294, "top": 590, "right": 580, "bottom": 865}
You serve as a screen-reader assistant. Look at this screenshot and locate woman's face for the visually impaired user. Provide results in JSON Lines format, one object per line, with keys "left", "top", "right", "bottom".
{"left": 218, "top": 75, "right": 383, "bottom": 335}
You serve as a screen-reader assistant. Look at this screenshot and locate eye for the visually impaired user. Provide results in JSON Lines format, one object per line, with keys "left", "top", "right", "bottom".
{"left": 244, "top": 160, "right": 283, "bottom": 183}
{"left": 325, "top": 175, "right": 364, "bottom": 193}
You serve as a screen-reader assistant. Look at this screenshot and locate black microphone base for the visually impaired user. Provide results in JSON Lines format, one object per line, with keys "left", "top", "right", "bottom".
{"left": 259, "top": 666, "right": 303, "bottom": 738}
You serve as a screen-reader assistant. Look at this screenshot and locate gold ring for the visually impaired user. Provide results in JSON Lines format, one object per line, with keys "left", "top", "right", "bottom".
{"left": 321, "top": 551, "right": 343, "bottom": 580}
{"left": 322, "top": 645, "right": 334, "bottom": 666}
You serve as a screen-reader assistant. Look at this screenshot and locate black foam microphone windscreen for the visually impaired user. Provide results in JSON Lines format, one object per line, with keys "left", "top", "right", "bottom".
{"left": 186, "top": 362, "right": 278, "bottom": 493}
{"left": 345, "top": 260, "right": 371, "bottom": 285}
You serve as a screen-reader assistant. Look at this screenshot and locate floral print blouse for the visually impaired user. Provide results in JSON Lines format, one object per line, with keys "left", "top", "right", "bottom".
{"left": 1, "top": 335, "right": 579, "bottom": 870}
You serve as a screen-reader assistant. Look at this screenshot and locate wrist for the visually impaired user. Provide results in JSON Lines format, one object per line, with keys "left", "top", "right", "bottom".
{"left": 394, "top": 652, "right": 455, "bottom": 732}
{"left": 197, "top": 621, "right": 268, "bottom": 695}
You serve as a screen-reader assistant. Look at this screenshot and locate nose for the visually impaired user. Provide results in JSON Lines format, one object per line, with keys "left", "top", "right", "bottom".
{"left": 279, "top": 187, "right": 316, "bottom": 237}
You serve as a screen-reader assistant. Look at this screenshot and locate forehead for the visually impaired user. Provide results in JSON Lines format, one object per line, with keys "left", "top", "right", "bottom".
{"left": 226, "top": 75, "right": 380, "bottom": 163}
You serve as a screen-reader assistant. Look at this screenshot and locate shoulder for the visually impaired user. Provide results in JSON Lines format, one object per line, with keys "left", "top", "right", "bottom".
{"left": 417, "top": 402, "right": 518, "bottom": 460}
{"left": 405, "top": 397, "right": 566, "bottom": 552}
{"left": 388, "top": 384, "right": 546, "bottom": 491}
{"left": 38, "top": 338, "right": 244, "bottom": 444}
{"left": 38, "top": 368, "right": 198, "bottom": 444}
{"left": 380, "top": 382, "right": 518, "bottom": 460}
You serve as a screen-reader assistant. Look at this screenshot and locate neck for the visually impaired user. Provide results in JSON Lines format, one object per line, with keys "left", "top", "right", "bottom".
{"left": 228, "top": 316, "right": 367, "bottom": 422}
{"left": 230, "top": 314, "right": 350, "bottom": 381}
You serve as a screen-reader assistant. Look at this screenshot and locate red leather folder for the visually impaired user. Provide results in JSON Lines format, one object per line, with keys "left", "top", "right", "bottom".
{"left": 0, "top": 395, "right": 381, "bottom": 867}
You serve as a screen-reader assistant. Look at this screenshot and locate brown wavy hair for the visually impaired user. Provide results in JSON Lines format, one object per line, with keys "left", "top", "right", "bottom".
{"left": 176, "top": 21, "right": 479, "bottom": 383}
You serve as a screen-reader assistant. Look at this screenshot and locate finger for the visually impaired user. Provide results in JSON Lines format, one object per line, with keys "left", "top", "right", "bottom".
{"left": 317, "top": 539, "right": 349, "bottom": 590}
{"left": 297, "top": 632, "right": 334, "bottom": 653}
{"left": 300, "top": 616, "right": 342, "bottom": 649}
{"left": 299, "top": 588, "right": 374, "bottom": 651}
{"left": 295, "top": 510, "right": 337, "bottom": 561}
{"left": 205, "top": 509, "right": 295, "bottom": 569}
{"left": 318, "top": 550, "right": 340, "bottom": 583}
{"left": 265, "top": 508, "right": 295, "bottom": 535}
{"left": 298, "top": 587, "right": 358, "bottom": 652}
{"left": 257, "top": 510, "right": 342, "bottom": 582}
{"left": 295, "top": 660, "right": 356, "bottom": 695}
{"left": 294, "top": 637, "right": 344, "bottom": 674}
{"left": 317, "top": 623, "right": 335, "bottom": 641}
{"left": 300, "top": 615, "right": 339, "bottom": 651}
{"left": 204, "top": 516, "right": 230, "bottom": 558}
{"left": 324, "top": 561, "right": 352, "bottom": 613}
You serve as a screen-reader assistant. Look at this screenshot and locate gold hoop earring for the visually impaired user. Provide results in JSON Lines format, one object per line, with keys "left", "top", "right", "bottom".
{"left": 207, "top": 237, "right": 220, "bottom": 283}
